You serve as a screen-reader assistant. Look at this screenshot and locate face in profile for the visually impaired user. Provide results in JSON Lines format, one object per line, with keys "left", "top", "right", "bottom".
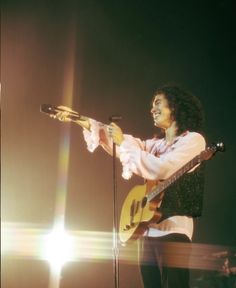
{"left": 151, "top": 94, "right": 173, "bottom": 130}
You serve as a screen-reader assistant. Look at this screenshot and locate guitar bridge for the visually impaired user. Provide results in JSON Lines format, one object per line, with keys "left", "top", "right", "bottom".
{"left": 123, "top": 222, "right": 135, "bottom": 231}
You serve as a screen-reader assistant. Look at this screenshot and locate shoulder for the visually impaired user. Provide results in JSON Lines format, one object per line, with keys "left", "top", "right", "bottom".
{"left": 185, "top": 131, "right": 205, "bottom": 143}
{"left": 176, "top": 131, "right": 206, "bottom": 149}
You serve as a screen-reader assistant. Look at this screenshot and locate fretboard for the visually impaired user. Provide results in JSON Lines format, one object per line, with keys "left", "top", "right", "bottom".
{"left": 147, "top": 153, "right": 201, "bottom": 202}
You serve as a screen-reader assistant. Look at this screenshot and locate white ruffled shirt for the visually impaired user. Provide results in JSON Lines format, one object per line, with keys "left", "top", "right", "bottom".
{"left": 83, "top": 119, "right": 206, "bottom": 240}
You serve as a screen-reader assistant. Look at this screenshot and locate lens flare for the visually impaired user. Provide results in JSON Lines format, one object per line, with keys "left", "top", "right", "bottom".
{"left": 42, "top": 226, "right": 74, "bottom": 271}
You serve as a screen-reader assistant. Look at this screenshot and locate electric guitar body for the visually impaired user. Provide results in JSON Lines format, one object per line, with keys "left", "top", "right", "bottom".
{"left": 119, "top": 181, "right": 164, "bottom": 244}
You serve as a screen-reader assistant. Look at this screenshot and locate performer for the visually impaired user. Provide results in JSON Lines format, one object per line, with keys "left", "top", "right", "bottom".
{"left": 55, "top": 84, "right": 206, "bottom": 288}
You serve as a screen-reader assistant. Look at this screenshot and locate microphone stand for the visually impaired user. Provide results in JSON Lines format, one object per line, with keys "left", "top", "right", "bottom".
{"left": 110, "top": 116, "right": 121, "bottom": 288}
{"left": 112, "top": 142, "right": 119, "bottom": 288}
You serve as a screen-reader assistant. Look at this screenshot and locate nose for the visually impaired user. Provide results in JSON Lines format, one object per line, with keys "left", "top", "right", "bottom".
{"left": 151, "top": 106, "right": 156, "bottom": 114}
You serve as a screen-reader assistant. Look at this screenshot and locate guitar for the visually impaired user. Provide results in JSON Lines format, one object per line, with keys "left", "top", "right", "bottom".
{"left": 119, "top": 142, "right": 225, "bottom": 243}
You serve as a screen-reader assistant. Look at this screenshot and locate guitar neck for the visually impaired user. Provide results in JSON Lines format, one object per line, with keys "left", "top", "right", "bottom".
{"left": 147, "top": 154, "right": 201, "bottom": 201}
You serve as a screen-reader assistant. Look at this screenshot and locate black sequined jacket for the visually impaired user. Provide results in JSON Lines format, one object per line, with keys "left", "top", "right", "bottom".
{"left": 157, "top": 164, "right": 205, "bottom": 223}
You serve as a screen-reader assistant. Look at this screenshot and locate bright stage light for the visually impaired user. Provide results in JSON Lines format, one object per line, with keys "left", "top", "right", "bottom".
{"left": 42, "top": 226, "right": 74, "bottom": 270}
{"left": 1, "top": 223, "right": 8, "bottom": 253}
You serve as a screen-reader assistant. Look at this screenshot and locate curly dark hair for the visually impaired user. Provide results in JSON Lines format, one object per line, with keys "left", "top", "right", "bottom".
{"left": 153, "top": 84, "right": 205, "bottom": 135}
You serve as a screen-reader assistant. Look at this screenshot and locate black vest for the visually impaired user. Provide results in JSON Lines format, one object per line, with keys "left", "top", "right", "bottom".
{"left": 157, "top": 164, "right": 205, "bottom": 223}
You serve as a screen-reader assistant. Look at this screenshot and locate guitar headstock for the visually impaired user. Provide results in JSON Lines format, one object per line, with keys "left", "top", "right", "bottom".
{"left": 201, "top": 142, "right": 225, "bottom": 161}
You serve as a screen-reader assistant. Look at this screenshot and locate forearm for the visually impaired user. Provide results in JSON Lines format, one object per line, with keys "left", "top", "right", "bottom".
{"left": 75, "top": 116, "right": 91, "bottom": 131}
{"left": 82, "top": 118, "right": 114, "bottom": 153}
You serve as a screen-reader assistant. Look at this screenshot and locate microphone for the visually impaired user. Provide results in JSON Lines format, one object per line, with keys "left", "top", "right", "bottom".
{"left": 109, "top": 115, "right": 122, "bottom": 122}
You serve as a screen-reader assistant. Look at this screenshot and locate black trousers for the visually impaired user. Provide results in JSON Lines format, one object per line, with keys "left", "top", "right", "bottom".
{"left": 139, "top": 233, "right": 191, "bottom": 288}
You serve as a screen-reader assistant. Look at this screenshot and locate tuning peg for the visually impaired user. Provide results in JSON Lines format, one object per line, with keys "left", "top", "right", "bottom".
{"left": 216, "top": 142, "right": 226, "bottom": 152}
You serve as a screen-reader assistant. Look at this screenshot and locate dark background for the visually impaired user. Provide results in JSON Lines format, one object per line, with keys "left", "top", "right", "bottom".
{"left": 2, "top": 0, "right": 236, "bottom": 287}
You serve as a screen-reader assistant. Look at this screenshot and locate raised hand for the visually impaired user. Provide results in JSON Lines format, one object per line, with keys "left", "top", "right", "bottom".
{"left": 50, "top": 105, "right": 77, "bottom": 122}
{"left": 107, "top": 122, "right": 124, "bottom": 146}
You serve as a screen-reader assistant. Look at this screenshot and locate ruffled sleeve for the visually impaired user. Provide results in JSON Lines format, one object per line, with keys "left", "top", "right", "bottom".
{"left": 119, "top": 132, "right": 206, "bottom": 180}
{"left": 119, "top": 135, "right": 145, "bottom": 179}
{"left": 82, "top": 119, "right": 103, "bottom": 152}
